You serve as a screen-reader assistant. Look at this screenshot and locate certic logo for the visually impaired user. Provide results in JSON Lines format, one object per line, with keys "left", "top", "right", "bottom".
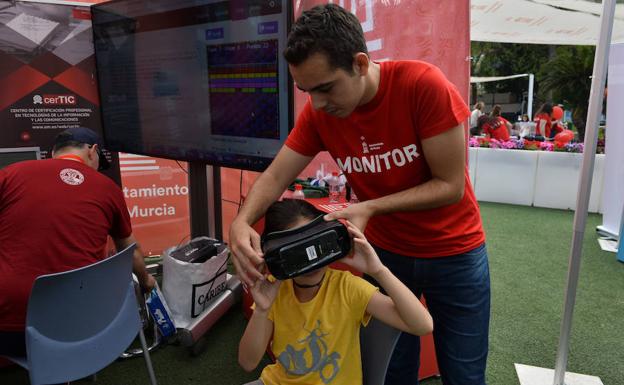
{"left": 33, "top": 94, "right": 77, "bottom": 106}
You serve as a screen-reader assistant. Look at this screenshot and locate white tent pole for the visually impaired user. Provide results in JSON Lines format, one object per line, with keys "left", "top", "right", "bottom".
{"left": 552, "top": 1, "right": 615, "bottom": 385}
{"left": 528, "top": 74, "right": 534, "bottom": 118}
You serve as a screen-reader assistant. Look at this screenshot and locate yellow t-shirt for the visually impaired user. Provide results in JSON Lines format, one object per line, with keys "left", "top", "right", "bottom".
{"left": 260, "top": 268, "right": 378, "bottom": 385}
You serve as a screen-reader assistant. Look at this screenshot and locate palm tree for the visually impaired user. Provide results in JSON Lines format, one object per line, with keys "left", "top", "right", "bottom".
{"left": 538, "top": 46, "right": 595, "bottom": 140}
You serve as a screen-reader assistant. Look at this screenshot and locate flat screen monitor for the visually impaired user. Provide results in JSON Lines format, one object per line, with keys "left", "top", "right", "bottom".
{"left": 0, "top": 147, "right": 41, "bottom": 169}
{"left": 92, "top": 0, "right": 293, "bottom": 171}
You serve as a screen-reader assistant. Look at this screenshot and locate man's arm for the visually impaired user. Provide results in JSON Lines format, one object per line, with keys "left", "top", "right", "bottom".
{"left": 325, "top": 123, "right": 466, "bottom": 230}
{"left": 114, "top": 235, "right": 156, "bottom": 291}
{"left": 229, "top": 146, "right": 313, "bottom": 286}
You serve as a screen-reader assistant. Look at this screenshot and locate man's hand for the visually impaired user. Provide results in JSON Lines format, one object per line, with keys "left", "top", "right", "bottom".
{"left": 139, "top": 274, "right": 157, "bottom": 292}
{"left": 229, "top": 219, "right": 266, "bottom": 287}
{"left": 323, "top": 201, "right": 373, "bottom": 232}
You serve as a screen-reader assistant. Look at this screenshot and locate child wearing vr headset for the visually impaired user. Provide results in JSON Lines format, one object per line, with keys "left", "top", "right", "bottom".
{"left": 238, "top": 199, "right": 433, "bottom": 385}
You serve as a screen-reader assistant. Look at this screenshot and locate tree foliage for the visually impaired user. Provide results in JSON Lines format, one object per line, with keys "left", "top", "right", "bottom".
{"left": 538, "top": 45, "right": 595, "bottom": 137}
{"left": 470, "top": 42, "right": 549, "bottom": 96}
{"left": 471, "top": 42, "right": 596, "bottom": 138}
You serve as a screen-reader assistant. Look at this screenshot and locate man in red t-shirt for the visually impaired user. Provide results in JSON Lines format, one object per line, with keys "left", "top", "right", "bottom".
{"left": 0, "top": 127, "right": 155, "bottom": 357}
{"left": 229, "top": 5, "right": 489, "bottom": 385}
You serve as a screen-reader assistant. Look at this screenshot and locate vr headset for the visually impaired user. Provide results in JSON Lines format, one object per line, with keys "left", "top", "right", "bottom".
{"left": 262, "top": 215, "right": 352, "bottom": 280}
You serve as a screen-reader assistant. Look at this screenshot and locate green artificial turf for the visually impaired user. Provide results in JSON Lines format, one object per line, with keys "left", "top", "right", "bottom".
{"left": 1, "top": 202, "right": 622, "bottom": 385}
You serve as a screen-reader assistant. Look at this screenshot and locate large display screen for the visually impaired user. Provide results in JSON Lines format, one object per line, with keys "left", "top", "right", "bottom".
{"left": 92, "top": 0, "right": 292, "bottom": 171}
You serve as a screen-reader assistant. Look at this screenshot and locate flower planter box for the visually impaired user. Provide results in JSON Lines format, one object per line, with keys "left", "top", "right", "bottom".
{"left": 533, "top": 151, "right": 604, "bottom": 212}
{"left": 468, "top": 147, "right": 605, "bottom": 213}
{"left": 473, "top": 147, "right": 538, "bottom": 206}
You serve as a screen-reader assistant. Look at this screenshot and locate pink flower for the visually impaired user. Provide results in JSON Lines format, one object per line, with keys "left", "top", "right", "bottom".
{"left": 489, "top": 138, "right": 502, "bottom": 149}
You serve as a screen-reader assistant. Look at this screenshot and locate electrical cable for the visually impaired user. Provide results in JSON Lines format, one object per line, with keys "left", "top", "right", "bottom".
{"left": 175, "top": 160, "right": 188, "bottom": 174}
{"left": 238, "top": 170, "right": 243, "bottom": 212}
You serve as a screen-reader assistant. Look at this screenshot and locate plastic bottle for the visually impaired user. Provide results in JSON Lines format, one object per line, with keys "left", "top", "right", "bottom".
{"left": 328, "top": 171, "right": 342, "bottom": 203}
{"left": 292, "top": 183, "right": 305, "bottom": 200}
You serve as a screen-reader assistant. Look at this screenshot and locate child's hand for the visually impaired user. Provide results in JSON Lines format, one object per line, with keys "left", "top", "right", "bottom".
{"left": 340, "top": 221, "right": 384, "bottom": 276}
{"left": 249, "top": 271, "right": 281, "bottom": 313}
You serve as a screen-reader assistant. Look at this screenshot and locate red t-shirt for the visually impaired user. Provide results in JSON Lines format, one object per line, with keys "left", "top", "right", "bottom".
{"left": 534, "top": 113, "right": 552, "bottom": 137}
{"left": 483, "top": 117, "right": 510, "bottom": 141}
{"left": 285, "top": 61, "right": 485, "bottom": 257}
{"left": 551, "top": 121, "right": 565, "bottom": 136}
{"left": 0, "top": 159, "right": 132, "bottom": 331}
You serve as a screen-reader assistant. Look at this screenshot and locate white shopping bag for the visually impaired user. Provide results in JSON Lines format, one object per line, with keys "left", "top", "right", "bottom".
{"left": 162, "top": 237, "right": 228, "bottom": 328}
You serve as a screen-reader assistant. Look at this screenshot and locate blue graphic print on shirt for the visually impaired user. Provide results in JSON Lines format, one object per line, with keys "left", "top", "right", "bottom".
{"left": 277, "top": 320, "right": 341, "bottom": 384}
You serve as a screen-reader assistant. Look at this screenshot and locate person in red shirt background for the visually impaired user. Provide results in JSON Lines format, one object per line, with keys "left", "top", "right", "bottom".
{"left": 0, "top": 127, "right": 155, "bottom": 357}
{"left": 534, "top": 103, "right": 554, "bottom": 137}
{"left": 482, "top": 104, "right": 511, "bottom": 141}
{"left": 548, "top": 105, "right": 566, "bottom": 139}
{"left": 229, "top": 5, "right": 489, "bottom": 385}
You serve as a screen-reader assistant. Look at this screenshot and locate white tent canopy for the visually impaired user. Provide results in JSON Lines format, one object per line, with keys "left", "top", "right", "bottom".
{"left": 533, "top": 0, "right": 624, "bottom": 21}
{"left": 471, "top": 0, "right": 624, "bottom": 45}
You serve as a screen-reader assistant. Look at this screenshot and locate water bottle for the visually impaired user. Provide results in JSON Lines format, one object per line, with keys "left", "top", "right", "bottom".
{"left": 328, "top": 171, "right": 341, "bottom": 203}
{"left": 292, "top": 183, "right": 305, "bottom": 200}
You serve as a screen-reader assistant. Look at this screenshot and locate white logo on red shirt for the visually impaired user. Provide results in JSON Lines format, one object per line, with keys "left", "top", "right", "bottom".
{"left": 59, "top": 168, "right": 84, "bottom": 185}
{"left": 360, "top": 136, "right": 370, "bottom": 154}
{"left": 360, "top": 135, "right": 384, "bottom": 152}
{"left": 337, "top": 143, "right": 420, "bottom": 174}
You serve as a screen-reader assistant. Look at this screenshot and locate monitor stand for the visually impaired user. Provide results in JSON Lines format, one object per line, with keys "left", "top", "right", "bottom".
{"left": 189, "top": 162, "right": 222, "bottom": 239}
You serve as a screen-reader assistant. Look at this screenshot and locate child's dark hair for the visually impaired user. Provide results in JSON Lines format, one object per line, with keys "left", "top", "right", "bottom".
{"left": 284, "top": 4, "right": 367, "bottom": 73}
{"left": 263, "top": 199, "right": 324, "bottom": 236}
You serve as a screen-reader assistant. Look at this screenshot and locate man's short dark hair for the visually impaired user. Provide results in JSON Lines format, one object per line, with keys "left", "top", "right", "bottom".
{"left": 52, "top": 139, "right": 87, "bottom": 154}
{"left": 284, "top": 4, "right": 367, "bottom": 73}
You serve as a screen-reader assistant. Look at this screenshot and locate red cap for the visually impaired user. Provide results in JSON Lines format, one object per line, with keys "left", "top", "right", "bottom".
{"left": 332, "top": 171, "right": 338, "bottom": 176}
{"left": 294, "top": 183, "right": 303, "bottom": 190}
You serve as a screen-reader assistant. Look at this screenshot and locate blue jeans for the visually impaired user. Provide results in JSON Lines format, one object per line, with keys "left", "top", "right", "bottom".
{"left": 372, "top": 243, "right": 490, "bottom": 385}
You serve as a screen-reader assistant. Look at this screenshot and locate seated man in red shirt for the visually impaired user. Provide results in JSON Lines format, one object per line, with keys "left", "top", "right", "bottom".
{"left": 0, "top": 127, "right": 155, "bottom": 357}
